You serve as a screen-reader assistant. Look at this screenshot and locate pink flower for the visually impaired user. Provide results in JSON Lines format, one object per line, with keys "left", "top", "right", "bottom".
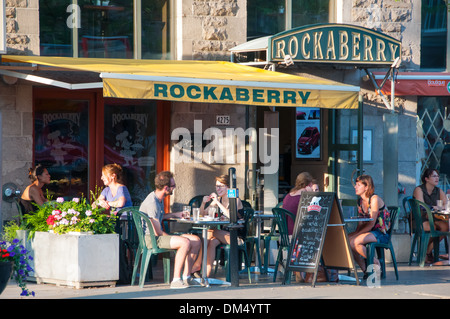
{"left": 72, "top": 197, "right": 80, "bottom": 203}
{"left": 56, "top": 197, "right": 64, "bottom": 203}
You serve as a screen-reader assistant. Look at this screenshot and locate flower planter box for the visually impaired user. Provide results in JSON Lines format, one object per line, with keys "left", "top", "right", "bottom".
{"left": 18, "top": 231, "right": 119, "bottom": 289}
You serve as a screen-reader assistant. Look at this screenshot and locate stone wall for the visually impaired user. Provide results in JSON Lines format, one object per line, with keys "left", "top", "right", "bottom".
{"left": 344, "top": 0, "right": 419, "bottom": 70}
{"left": 1, "top": 1, "right": 38, "bottom": 221}
{"left": 170, "top": 101, "right": 251, "bottom": 210}
{"left": 171, "top": 0, "right": 248, "bottom": 210}
{"left": 6, "top": 0, "right": 39, "bottom": 55}
{"left": 179, "top": 0, "right": 246, "bottom": 60}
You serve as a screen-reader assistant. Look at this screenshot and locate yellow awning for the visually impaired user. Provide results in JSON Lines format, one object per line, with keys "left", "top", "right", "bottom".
{"left": 2, "top": 55, "right": 359, "bottom": 109}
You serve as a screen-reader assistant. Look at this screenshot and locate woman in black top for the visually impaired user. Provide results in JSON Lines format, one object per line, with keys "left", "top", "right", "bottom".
{"left": 20, "top": 165, "right": 51, "bottom": 214}
{"left": 413, "top": 168, "right": 448, "bottom": 263}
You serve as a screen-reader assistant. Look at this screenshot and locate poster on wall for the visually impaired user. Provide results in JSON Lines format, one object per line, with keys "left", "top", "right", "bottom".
{"left": 34, "top": 99, "right": 90, "bottom": 199}
{"left": 104, "top": 102, "right": 157, "bottom": 205}
{"left": 295, "top": 107, "right": 321, "bottom": 159}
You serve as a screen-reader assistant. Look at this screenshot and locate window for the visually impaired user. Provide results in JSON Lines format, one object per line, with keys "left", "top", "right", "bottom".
{"left": 247, "top": 0, "right": 285, "bottom": 40}
{"left": 34, "top": 90, "right": 161, "bottom": 203}
{"left": 292, "top": 0, "right": 329, "bottom": 28}
{"left": 34, "top": 95, "right": 91, "bottom": 199}
{"left": 417, "top": 97, "right": 450, "bottom": 191}
{"left": 421, "top": 0, "right": 447, "bottom": 70}
{"left": 39, "top": 0, "right": 172, "bottom": 59}
{"left": 103, "top": 100, "right": 157, "bottom": 204}
{"left": 247, "top": 0, "right": 331, "bottom": 40}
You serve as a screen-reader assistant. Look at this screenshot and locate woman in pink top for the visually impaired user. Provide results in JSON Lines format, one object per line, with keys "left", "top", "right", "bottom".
{"left": 282, "top": 172, "right": 314, "bottom": 235}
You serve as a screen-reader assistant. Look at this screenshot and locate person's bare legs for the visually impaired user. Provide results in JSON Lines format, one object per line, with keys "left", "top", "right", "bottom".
{"left": 169, "top": 236, "right": 191, "bottom": 279}
{"left": 349, "top": 232, "right": 379, "bottom": 272}
{"left": 180, "top": 234, "right": 201, "bottom": 278}
{"left": 206, "top": 229, "right": 230, "bottom": 277}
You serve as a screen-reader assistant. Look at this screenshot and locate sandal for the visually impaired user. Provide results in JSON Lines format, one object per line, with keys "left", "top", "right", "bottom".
{"left": 425, "top": 253, "right": 434, "bottom": 264}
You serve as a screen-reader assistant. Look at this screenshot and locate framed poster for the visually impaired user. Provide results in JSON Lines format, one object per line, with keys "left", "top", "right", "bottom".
{"left": 295, "top": 107, "right": 321, "bottom": 159}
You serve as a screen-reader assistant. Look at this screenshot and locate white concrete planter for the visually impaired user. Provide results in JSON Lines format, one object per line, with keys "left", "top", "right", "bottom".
{"left": 18, "top": 231, "right": 119, "bottom": 289}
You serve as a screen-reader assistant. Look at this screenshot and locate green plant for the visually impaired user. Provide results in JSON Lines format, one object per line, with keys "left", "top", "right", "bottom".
{"left": 0, "top": 238, "right": 34, "bottom": 296}
{"left": 2, "top": 220, "right": 25, "bottom": 242}
{"left": 24, "top": 196, "right": 118, "bottom": 236}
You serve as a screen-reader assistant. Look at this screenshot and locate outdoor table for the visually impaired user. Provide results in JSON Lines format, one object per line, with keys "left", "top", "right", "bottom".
{"left": 343, "top": 217, "right": 373, "bottom": 233}
{"left": 343, "top": 217, "right": 374, "bottom": 223}
{"left": 251, "top": 211, "right": 276, "bottom": 275}
{"left": 430, "top": 209, "right": 450, "bottom": 266}
{"left": 173, "top": 217, "right": 231, "bottom": 287}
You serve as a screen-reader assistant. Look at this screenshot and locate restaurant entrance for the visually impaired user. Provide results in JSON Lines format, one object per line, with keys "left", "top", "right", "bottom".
{"left": 262, "top": 104, "right": 363, "bottom": 208}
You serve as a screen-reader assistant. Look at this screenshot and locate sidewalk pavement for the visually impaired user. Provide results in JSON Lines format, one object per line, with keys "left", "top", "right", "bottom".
{"left": 1, "top": 262, "right": 450, "bottom": 300}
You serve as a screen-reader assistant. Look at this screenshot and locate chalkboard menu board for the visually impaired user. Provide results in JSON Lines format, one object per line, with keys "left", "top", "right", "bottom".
{"left": 284, "top": 192, "right": 357, "bottom": 286}
{"left": 288, "top": 192, "right": 334, "bottom": 270}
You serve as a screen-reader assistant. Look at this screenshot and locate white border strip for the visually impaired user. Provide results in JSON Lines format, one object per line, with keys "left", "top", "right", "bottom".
{"left": 100, "top": 72, "right": 360, "bottom": 92}
{"left": 0, "top": 69, "right": 103, "bottom": 89}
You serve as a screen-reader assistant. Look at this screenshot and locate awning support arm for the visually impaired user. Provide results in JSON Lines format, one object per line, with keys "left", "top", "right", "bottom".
{"left": 363, "top": 57, "right": 400, "bottom": 112}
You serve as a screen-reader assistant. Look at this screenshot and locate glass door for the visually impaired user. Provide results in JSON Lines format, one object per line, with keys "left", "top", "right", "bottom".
{"left": 327, "top": 97, "right": 363, "bottom": 218}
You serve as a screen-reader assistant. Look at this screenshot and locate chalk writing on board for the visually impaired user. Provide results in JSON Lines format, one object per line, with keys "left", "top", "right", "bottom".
{"left": 288, "top": 192, "right": 333, "bottom": 269}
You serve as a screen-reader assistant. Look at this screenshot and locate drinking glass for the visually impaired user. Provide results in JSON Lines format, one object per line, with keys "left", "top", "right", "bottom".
{"left": 208, "top": 206, "right": 217, "bottom": 219}
{"left": 437, "top": 200, "right": 444, "bottom": 210}
{"left": 183, "top": 205, "right": 191, "bottom": 219}
{"left": 193, "top": 208, "right": 200, "bottom": 221}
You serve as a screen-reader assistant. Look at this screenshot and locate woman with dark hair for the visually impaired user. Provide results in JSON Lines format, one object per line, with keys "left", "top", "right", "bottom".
{"left": 413, "top": 168, "right": 448, "bottom": 263}
{"left": 349, "top": 175, "right": 390, "bottom": 277}
{"left": 20, "top": 164, "right": 51, "bottom": 214}
{"left": 95, "top": 163, "right": 132, "bottom": 214}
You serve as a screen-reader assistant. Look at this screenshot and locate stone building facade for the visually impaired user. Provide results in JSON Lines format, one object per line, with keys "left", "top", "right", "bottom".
{"left": 0, "top": 0, "right": 434, "bottom": 234}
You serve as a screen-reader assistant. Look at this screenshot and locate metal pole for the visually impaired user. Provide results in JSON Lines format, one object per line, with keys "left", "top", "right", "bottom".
{"left": 228, "top": 167, "right": 239, "bottom": 287}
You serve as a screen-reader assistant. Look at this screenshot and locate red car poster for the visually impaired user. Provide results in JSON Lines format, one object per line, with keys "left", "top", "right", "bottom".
{"left": 296, "top": 107, "right": 321, "bottom": 159}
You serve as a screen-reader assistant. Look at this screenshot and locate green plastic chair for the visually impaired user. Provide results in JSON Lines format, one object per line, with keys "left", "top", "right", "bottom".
{"left": 214, "top": 207, "right": 254, "bottom": 283}
{"left": 261, "top": 207, "right": 294, "bottom": 274}
{"left": 414, "top": 200, "right": 450, "bottom": 267}
{"left": 188, "top": 195, "right": 206, "bottom": 209}
{"left": 366, "top": 206, "right": 399, "bottom": 279}
{"left": 130, "top": 208, "right": 176, "bottom": 288}
{"left": 407, "top": 197, "right": 424, "bottom": 265}
{"left": 271, "top": 207, "right": 294, "bottom": 282}
{"left": 402, "top": 196, "right": 413, "bottom": 236}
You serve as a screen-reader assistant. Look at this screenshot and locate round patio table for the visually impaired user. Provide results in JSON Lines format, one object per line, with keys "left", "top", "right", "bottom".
{"left": 175, "top": 217, "right": 231, "bottom": 287}
{"left": 430, "top": 209, "right": 450, "bottom": 266}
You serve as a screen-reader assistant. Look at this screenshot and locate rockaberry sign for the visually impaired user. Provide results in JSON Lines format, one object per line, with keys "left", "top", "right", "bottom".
{"left": 269, "top": 24, "right": 401, "bottom": 65}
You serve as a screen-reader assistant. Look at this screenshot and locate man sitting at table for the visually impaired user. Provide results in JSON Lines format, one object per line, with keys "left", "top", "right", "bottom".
{"left": 139, "top": 171, "right": 202, "bottom": 289}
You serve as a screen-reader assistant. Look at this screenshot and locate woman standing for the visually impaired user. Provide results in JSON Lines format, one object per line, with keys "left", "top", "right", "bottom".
{"left": 282, "top": 172, "right": 313, "bottom": 235}
{"left": 96, "top": 164, "right": 132, "bottom": 214}
{"left": 349, "top": 175, "right": 390, "bottom": 277}
{"left": 413, "top": 168, "right": 448, "bottom": 263}
{"left": 20, "top": 164, "right": 51, "bottom": 214}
